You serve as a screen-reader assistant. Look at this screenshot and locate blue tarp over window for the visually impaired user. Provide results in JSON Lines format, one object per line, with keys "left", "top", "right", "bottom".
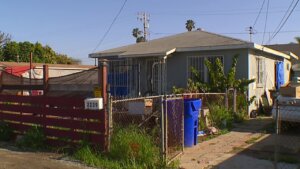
{"left": 276, "top": 61, "right": 284, "bottom": 90}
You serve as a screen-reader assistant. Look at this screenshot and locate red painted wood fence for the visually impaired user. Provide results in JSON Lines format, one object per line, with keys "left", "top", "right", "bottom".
{"left": 0, "top": 94, "right": 107, "bottom": 150}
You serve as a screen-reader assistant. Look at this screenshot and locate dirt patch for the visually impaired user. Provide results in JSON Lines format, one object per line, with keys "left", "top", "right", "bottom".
{"left": 0, "top": 142, "right": 93, "bottom": 169}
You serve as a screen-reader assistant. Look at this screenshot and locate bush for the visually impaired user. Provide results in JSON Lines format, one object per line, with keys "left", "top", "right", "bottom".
{"left": 0, "top": 121, "right": 13, "bottom": 141}
{"left": 17, "top": 125, "right": 46, "bottom": 150}
{"left": 208, "top": 104, "right": 234, "bottom": 129}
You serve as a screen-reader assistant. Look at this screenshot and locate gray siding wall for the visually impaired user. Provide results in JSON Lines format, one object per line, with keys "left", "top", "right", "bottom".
{"left": 166, "top": 49, "right": 249, "bottom": 92}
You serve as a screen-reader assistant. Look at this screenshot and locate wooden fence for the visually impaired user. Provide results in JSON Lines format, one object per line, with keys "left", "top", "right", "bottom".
{"left": 0, "top": 94, "right": 107, "bottom": 150}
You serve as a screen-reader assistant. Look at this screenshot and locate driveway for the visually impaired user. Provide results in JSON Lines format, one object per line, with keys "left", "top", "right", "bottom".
{"left": 179, "top": 117, "right": 300, "bottom": 169}
{"left": 0, "top": 143, "right": 93, "bottom": 169}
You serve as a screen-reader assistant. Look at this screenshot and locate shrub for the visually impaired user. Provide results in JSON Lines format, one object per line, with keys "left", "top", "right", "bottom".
{"left": 17, "top": 125, "right": 46, "bottom": 150}
{"left": 0, "top": 121, "right": 13, "bottom": 141}
{"left": 208, "top": 104, "right": 234, "bottom": 129}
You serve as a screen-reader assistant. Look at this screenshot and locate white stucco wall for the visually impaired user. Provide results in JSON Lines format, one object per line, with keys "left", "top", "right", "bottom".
{"left": 248, "top": 50, "right": 291, "bottom": 114}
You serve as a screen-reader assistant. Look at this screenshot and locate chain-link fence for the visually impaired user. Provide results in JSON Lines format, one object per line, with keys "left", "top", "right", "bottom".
{"left": 109, "top": 96, "right": 164, "bottom": 160}
{"left": 272, "top": 98, "right": 300, "bottom": 168}
{"left": 108, "top": 93, "right": 229, "bottom": 163}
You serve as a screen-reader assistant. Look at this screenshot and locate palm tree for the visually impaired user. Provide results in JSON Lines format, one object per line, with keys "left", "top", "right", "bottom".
{"left": 185, "top": 20, "right": 195, "bottom": 31}
{"left": 295, "top": 37, "right": 300, "bottom": 44}
{"left": 132, "top": 28, "right": 142, "bottom": 38}
{"left": 132, "top": 28, "right": 145, "bottom": 43}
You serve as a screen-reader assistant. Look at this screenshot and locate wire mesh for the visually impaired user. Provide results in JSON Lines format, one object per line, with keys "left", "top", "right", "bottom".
{"left": 165, "top": 97, "right": 184, "bottom": 161}
{"left": 111, "top": 96, "right": 163, "bottom": 154}
{"left": 272, "top": 100, "right": 300, "bottom": 168}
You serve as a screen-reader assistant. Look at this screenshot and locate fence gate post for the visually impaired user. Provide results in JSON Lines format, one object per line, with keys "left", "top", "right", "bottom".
{"left": 98, "top": 59, "right": 108, "bottom": 106}
{"left": 43, "top": 65, "right": 49, "bottom": 95}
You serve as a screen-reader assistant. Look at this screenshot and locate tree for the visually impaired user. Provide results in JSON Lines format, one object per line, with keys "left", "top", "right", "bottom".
{"left": 18, "top": 41, "right": 34, "bottom": 62}
{"left": 0, "top": 31, "right": 11, "bottom": 47}
{"left": 189, "top": 55, "right": 255, "bottom": 93}
{"left": 185, "top": 20, "right": 195, "bottom": 31}
{"left": 2, "top": 41, "right": 19, "bottom": 61}
{"left": 1, "top": 40, "right": 80, "bottom": 64}
{"left": 132, "top": 28, "right": 145, "bottom": 43}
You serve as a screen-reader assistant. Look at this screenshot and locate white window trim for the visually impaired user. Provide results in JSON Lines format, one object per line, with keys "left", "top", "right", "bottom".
{"left": 187, "top": 55, "right": 224, "bottom": 83}
{"left": 256, "top": 56, "right": 265, "bottom": 88}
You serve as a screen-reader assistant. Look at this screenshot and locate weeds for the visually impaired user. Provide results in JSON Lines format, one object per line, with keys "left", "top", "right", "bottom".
{"left": 73, "top": 126, "right": 178, "bottom": 169}
{"left": 208, "top": 104, "right": 233, "bottom": 130}
{"left": 0, "top": 121, "right": 13, "bottom": 141}
{"left": 17, "top": 125, "right": 47, "bottom": 150}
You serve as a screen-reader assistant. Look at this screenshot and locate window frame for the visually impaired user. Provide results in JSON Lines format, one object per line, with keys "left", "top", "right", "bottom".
{"left": 187, "top": 55, "right": 224, "bottom": 83}
{"left": 256, "top": 56, "right": 265, "bottom": 87}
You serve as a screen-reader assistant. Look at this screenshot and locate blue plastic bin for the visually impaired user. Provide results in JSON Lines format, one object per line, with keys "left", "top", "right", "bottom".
{"left": 184, "top": 99, "right": 202, "bottom": 147}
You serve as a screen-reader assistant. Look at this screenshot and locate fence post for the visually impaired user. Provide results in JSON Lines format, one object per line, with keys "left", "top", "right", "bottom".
{"left": 106, "top": 84, "right": 112, "bottom": 152}
{"left": 98, "top": 59, "right": 108, "bottom": 106}
{"left": 160, "top": 95, "right": 166, "bottom": 161}
{"left": 225, "top": 88, "right": 229, "bottom": 110}
{"left": 233, "top": 88, "right": 237, "bottom": 114}
{"left": 43, "top": 65, "right": 49, "bottom": 95}
{"left": 275, "top": 99, "right": 280, "bottom": 135}
{"left": 0, "top": 72, "right": 2, "bottom": 92}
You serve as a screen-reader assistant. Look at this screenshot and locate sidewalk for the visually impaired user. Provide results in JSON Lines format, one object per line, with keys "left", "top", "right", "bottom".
{"left": 179, "top": 117, "right": 277, "bottom": 169}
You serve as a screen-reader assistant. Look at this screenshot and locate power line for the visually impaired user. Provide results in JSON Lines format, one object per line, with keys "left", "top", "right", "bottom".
{"left": 271, "top": 0, "right": 295, "bottom": 36}
{"left": 152, "top": 30, "right": 300, "bottom": 35}
{"left": 253, "top": 0, "right": 266, "bottom": 27}
{"left": 92, "top": 0, "right": 128, "bottom": 52}
{"left": 262, "top": 0, "right": 270, "bottom": 45}
{"left": 268, "top": 0, "right": 300, "bottom": 44}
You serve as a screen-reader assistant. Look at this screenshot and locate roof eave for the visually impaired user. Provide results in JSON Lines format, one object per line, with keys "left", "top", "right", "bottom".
{"left": 89, "top": 51, "right": 125, "bottom": 58}
{"left": 176, "top": 44, "right": 253, "bottom": 52}
{"left": 253, "top": 44, "right": 291, "bottom": 59}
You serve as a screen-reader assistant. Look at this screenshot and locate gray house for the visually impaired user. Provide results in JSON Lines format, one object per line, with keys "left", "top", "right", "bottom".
{"left": 89, "top": 30, "right": 298, "bottom": 114}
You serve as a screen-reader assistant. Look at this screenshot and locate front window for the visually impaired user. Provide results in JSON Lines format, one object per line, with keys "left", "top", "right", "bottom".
{"left": 187, "top": 56, "right": 223, "bottom": 83}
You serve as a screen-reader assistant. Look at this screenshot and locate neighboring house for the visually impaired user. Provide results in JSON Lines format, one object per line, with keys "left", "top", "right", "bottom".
{"left": 89, "top": 30, "right": 299, "bottom": 114}
{"left": 0, "top": 62, "right": 96, "bottom": 96}
{"left": 0, "top": 62, "right": 95, "bottom": 78}
{"left": 266, "top": 43, "right": 300, "bottom": 65}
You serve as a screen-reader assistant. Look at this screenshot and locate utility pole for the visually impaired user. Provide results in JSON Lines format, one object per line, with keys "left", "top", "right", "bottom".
{"left": 246, "top": 26, "right": 256, "bottom": 42}
{"left": 137, "top": 12, "right": 150, "bottom": 41}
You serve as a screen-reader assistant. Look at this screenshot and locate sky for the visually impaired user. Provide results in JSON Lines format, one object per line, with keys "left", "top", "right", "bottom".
{"left": 1, "top": 0, "right": 300, "bottom": 65}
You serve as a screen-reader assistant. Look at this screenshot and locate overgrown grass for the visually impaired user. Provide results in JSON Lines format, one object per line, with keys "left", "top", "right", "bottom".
{"left": 73, "top": 126, "right": 178, "bottom": 169}
{"left": 17, "top": 125, "right": 47, "bottom": 150}
{"left": 0, "top": 121, "right": 13, "bottom": 141}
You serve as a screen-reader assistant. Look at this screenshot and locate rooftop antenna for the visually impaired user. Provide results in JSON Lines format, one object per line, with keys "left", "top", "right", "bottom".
{"left": 137, "top": 12, "right": 150, "bottom": 41}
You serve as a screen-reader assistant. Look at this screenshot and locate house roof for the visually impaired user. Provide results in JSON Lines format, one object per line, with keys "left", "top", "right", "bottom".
{"left": 89, "top": 30, "right": 296, "bottom": 60}
{"left": 265, "top": 44, "right": 300, "bottom": 60}
{"left": 90, "top": 30, "right": 252, "bottom": 58}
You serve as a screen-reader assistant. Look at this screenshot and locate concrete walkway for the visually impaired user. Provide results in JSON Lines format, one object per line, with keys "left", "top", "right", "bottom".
{"left": 179, "top": 117, "right": 297, "bottom": 169}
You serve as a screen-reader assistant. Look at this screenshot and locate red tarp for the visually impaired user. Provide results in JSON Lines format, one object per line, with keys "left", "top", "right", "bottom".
{"left": 4, "top": 66, "right": 31, "bottom": 76}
